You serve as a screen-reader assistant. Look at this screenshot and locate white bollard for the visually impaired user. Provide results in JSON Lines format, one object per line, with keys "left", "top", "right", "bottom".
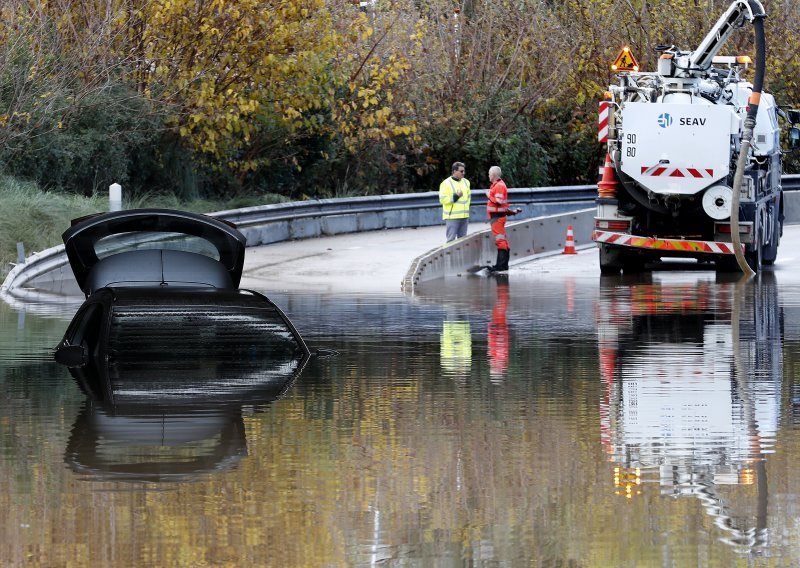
{"left": 109, "top": 183, "right": 122, "bottom": 212}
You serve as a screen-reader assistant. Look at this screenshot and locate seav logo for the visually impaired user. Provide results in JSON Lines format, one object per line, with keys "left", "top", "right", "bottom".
{"left": 657, "top": 113, "right": 673, "bottom": 128}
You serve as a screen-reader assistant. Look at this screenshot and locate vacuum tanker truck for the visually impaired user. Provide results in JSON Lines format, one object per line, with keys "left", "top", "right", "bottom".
{"left": 593, "top": 0, "right": 800, "bottom": 273}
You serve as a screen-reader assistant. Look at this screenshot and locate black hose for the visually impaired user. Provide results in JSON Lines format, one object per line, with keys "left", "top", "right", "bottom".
{"left": 731, "top": 1, "right": 767, "bottom": 275}
{"left": 751, "top": 20, "right": 765, "bottom": 97}
{"left": 749, "top": 0, "right": 766, "bottom": 99}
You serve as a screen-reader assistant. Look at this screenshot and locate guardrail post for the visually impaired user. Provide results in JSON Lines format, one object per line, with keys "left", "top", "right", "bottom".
{"left": 109, "top": 183, "right": 122, "bottom": 212}
{"left": 16, "top": 242, "right": 25, "bottom": 264}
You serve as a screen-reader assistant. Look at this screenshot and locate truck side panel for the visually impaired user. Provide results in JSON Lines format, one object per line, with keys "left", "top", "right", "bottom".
{"left": 620, "top": 103, "right": 737, "bottom": 195}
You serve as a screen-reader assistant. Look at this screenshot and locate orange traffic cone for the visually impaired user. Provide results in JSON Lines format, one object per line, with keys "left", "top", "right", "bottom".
{"left": 563, "top": 224, "right": 577, "bottom": 254}
{"left": 597, "top": 153, "right": 619, "bottom": 198}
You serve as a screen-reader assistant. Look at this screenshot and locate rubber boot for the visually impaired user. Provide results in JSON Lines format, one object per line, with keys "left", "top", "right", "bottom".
{"left": 487, "top": 249, "right": 510, "bottom": 272}
{"left": 496, "top": 249, "right": 510, "bottom": 271}
{"left": 486, "top": 249, "right": 502, "bottom": 272}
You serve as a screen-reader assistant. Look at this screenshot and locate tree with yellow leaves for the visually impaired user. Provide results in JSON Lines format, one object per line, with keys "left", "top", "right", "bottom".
{"left": 130, "top": 0, "right": 338, "bottom": 180}
{"left": 1, "top": 0, "right": 799, "bottom": 199}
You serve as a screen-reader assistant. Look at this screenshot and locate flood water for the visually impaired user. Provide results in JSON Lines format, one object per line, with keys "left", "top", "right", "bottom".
{"left": 1, "top": 270, "right": 800, "bottom": 566}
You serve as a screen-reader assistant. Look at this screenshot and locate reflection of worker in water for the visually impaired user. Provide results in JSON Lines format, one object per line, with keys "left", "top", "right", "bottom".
{"left": 440, "top": 319, "right": 472, "bottom": 377}
{"left": 488, "top": 278, "right": 510, "bottom": 379}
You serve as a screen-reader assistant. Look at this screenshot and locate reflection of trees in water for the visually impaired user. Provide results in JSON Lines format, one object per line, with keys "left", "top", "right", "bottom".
{"left": 784, "top": 340, "right": 800, "bottom": 427}
{"left": 4, "top": 286, "right": 800, "bottom": 564}
{"left": 0, "top": 361, "right": 84, "bottom": 460}
{"left": 319, "top": 334, "right": 599, "bottom": 404}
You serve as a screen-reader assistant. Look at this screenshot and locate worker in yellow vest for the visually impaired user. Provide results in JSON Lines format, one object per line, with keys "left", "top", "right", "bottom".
{"left": 439, "top": 161, "right": 471, "bottom": 242}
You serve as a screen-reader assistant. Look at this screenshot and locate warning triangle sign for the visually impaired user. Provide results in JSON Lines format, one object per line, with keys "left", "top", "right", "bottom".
{"left": 611, "top": 47, "right": 639, "bottom": 72}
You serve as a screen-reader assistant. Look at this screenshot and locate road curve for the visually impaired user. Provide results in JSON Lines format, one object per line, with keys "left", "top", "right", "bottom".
{"left": 241, "top": 224, "right": 481, "bottom": 294}
{"left": 240, "top": 224, "right": 800, "bottom": 294}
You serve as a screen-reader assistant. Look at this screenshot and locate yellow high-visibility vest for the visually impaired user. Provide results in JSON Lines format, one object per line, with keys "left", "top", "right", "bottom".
{"left": 438, "top": 177, "right": 471, "bottom": 220}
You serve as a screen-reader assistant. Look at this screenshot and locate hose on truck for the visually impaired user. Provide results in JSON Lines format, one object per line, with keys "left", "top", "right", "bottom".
{"left": 730, "top": 0, "right": 766, "bottom": 276}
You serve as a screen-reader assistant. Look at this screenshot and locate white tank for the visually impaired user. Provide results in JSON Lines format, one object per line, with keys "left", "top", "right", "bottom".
{"left": 620, "top": 102, "right": 740, "bottom": 196}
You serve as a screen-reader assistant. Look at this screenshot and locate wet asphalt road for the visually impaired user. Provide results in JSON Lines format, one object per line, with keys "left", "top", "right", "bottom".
{"left": 240, "top": 223, "right": 800, "bottom": 293}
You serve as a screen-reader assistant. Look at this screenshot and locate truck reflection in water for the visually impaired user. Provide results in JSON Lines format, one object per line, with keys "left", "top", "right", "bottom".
{"left": 596, "top": 273, "right": 782, "bottom": 552}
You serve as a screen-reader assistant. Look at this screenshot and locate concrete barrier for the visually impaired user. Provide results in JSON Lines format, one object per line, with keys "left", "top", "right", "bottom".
{"left": 401, "top": 209, "right": 595, "bottom": 294}
{"left": 783, "top": 188, "right": 800, "bottom": 224}
{"left": 400, "top": 181, "right": 800, "bottom": 293}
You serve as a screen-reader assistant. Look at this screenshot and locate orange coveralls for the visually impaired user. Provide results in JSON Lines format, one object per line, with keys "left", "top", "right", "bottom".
{"left": 487, "top": 178, "right": 510, "bottom": 251}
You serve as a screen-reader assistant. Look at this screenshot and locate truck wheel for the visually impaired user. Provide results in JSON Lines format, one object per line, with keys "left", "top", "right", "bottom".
{"left": 620, "top": 253, "right": 645, "bottom": 274}
{"left": 762, "top": 204, "right": 781, "bottom": 266}
{"left": 746, "top": 247, "right": 762, "bottom": 271}
{"left": 746, "top": 223, "right": 762, "bottom": 272}
{"left": 599, "top": 246, "right": 623, "bottom": 274}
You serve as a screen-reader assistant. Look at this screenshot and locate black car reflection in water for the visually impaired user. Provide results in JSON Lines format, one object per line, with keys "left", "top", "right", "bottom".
{"left": 596, "top": 273, "right": 782, "bottom": 553}
{"left": 53, "top": 209, "right": 310, "bottom": 481}
{"left": 64, "top": 354, "right": 305, "bottom": 483}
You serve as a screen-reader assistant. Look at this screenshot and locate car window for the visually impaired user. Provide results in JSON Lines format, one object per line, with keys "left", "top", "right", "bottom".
{"left": 94, "top": 232, "right": 221, "bottom": 261}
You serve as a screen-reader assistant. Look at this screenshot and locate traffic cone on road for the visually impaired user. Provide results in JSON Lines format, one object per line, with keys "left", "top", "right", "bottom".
{"left": 597, "top": 153, "right": 619, "bottom": 198}
{"left": 563, "top": 225, "right": 577, "bottom": 254}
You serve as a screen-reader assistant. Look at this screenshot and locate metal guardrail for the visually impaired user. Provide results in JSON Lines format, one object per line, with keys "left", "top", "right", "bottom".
{"left": 785, "top": 174, "right": 800, "bottom": 190}
{"left": 216, "top": 175, "right": 800, "bottom": 227}
{"left": 211, "top": 184, "right": 598, "bottom": 227}
{"left": 0, "top": 185, "right": 595, "bottom": 297}
{"left": 4, "top": 176, "right": 800, "bottom": 297}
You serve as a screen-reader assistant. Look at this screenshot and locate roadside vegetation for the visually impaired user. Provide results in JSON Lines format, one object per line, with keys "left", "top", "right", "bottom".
{"left": 0, "top": 177, "right": 286, "bottom": 275}
{"left": 1, "top": 0, "right": 800, "bottom": 274}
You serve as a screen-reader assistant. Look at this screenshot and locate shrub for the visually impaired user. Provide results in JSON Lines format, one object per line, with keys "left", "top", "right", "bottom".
{"left": 0, "top": 84, "right": 168, "bottom": 196}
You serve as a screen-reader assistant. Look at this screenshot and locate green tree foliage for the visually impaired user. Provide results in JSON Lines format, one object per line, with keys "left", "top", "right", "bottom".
{"left": 2, "top": 85, "right": 165, "bottom": 195}
{"left": 403, "top": 0, "right": 574, "bottom": 189}
{"left": 0, "top": 0, "right": 798, "bottom": 199}
{"left": 0, "top": 2, "right": 176, "bottom": 195}
{"left": 134, "top": 0, "right": 338, "bottom": 174}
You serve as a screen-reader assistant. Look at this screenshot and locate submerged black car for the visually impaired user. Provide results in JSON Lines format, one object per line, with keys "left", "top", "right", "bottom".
{"left": 54, "top": 209, "right": 310, "bottom": 404}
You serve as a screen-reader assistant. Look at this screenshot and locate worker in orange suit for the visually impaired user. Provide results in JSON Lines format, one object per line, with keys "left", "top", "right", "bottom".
{"left": 485, "top": 166, "right": 521, "bottom": 272}
{"left": 488, "top": 277, "right": 510, "bottom": 380}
